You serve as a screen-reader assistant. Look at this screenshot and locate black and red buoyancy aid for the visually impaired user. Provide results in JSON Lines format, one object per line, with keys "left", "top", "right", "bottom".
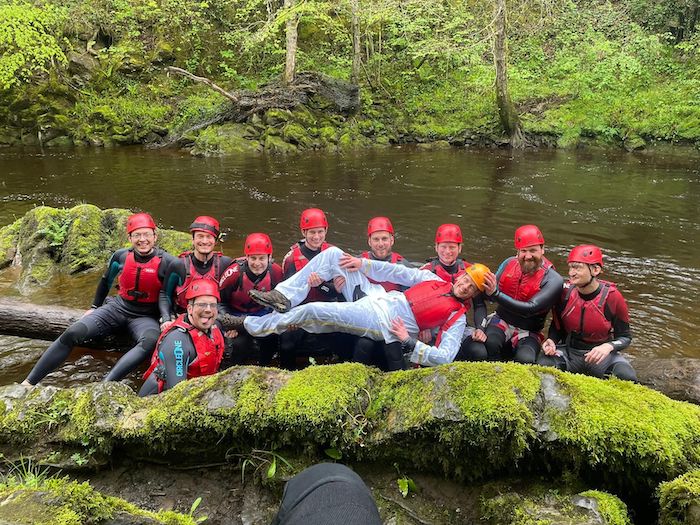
{"left": 421, "top": 258, "right": 468, "bottom": 284}
{"left": 118, "top": 250, "right": 162, "bottom": 303}
{"left": 404, "top": 280, "right": 470, "bottom": 345}
{"left": 498, "top": 256, "right": 554, "bottom": 303}
{"left": 558, "top": 281, "right": 620, "bottom": 345}
{"left": 289, "top": 242, "right": 331, "bottom": 272}
{"left": 220, "top": 257, "right": 283, "bottom": 313}
{"left": 143, "top": 315, "right": 224, "bottom": 392}
{"left": 174, "top": 251, "right": 223, "bottom": 310}
{"left": 361, "top": 251, "right": 405, "bottom": 292}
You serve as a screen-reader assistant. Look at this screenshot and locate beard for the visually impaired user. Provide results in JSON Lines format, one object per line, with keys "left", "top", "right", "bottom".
{"left": 519, "top": 256, "right": 542, "bottom": 274}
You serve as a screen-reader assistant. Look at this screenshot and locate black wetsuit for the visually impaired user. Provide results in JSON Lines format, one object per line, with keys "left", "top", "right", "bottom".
{"left": 26, "top": 248, "right": 175, "bottom": 385}
{"left": 471, "top": 257, "right": 563, "bottom": 364}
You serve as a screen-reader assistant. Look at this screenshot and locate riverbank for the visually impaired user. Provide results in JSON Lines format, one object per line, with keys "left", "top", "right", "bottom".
{"left": 1, "top": 1, "right": 699, "bottom": 154}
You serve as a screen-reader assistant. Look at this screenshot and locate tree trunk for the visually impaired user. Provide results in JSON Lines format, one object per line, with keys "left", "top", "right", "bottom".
{"left": 493, "top": 0, "right": 524, "bottom": 148}
{"left": 351, "top": 0, "right": 361, "bottom": 84}
{"left": 284, "top": 0, "right": 299, "bottom": 84}
{"left": 0, "top": 298, "right": 130, "bottom": 348}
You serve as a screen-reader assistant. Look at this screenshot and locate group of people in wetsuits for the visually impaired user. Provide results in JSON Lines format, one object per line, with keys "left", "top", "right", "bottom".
{"left": 21, "top": 207, "right": 636, "bottom": 395}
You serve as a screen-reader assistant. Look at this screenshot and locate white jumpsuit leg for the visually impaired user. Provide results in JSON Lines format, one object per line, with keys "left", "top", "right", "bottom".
{"left": 276, "top": 246, "right": 386, "bottom": 306}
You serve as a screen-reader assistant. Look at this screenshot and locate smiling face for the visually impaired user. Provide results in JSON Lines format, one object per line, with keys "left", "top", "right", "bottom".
{"left": 187, "top": 295, "right": 219, "bottom": 331}
{"left": 435, "top": 242, "right": 461, "bottom": 266}
{"left": 368, "top": 231, "right": 395, "bottom": 259}
{"left": 129, "top": 227, "right": 157, "bottom": 256}
{"left": 303, "top": 227, "right": 327, "bottom": 251}
{"left": 247, "top": 254, "right": 270, "bottom": 276}
{"left": 568, "top": 261, "right": 601, "bottom": 288}
{"left": 517, "top": 244, "right": 544, "bottom": 274}
{"left": 452, "top": 273, "right": 478, "bottom": 300}
{"left": 192, "top": 231, "right": 216, "bottom": 258}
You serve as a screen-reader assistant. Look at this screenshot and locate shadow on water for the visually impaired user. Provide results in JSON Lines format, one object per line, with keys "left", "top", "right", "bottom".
{"left": 0, "top": 145, "right": 699, "bottom": 386}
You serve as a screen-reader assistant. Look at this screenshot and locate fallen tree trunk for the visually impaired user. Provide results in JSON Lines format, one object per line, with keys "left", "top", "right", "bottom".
{"left": 0, "top": 298, "right": 698, "bottom": 403}
{"left": 0, "top": 298, "right": 129, "bottom": 348}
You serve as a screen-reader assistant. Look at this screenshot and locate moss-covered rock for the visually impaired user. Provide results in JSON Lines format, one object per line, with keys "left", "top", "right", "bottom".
{"left": 0, "top": 477, "right": 198, "bottom": 524}
{"left": 264, "top": 134, "right": 298, "bottom": 154}
{"left": 659, "top": 470, "right": 700, "bottom": 525}
{"left": 2, "top": 206, "right": 191, "bottom": 292}
{"left": 190, "top": 123, "right": 262, "bottom": 156}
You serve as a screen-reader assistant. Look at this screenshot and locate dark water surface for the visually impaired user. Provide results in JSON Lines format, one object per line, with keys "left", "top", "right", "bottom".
{"left": 1, "top": 146, "right": 698, "bottom": 385}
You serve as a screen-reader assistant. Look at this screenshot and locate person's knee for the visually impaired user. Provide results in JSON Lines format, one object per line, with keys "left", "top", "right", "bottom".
{"left": 536, "top": 353, "right": 566, "bottom": 371}
{"left": 609, "top": 361, "right": 637, "bottom": 382}
{"left": 459, "top": 339, "right": 488, "bottom": 361}
{"left": 352, "top": 338, "right": 376, "bottom": 364}
{"left": 138, "top": 328, "right": 160, "bottom": 352}
{"left": 514, "top": 342, "right": 538, "bottom": 364}
{"left": 59, "top": 321, "right": 90, "bottom": 346}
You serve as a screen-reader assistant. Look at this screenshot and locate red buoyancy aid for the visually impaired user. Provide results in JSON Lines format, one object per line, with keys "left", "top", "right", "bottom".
{"left": 284, "top": 242, "right": 334, "bottom": 303}
{"left": 143, "top": 315, "right": 225, "bottom": 392}
{"left": 558, "top": 281, "right": 620, "bottom": 344}
{"left": 220, "top": 257, "right": 283, "bottom": 313}
{"left": 361, "top": 251, "right": 404, "bottom": 292}
{"left": 118, "top": 250, "right": 163, "bottom": 303}
{"left": 404, "top": 280, "right": 470, "bottom": 345}
{"left": 497, "top": 256, "right": 554, "bottom": 303}
{"left": 174, "top": 251, "right": 223, "bottom": 310}
{"left": 420, "top": 258, "right": 468, "bottom": 284}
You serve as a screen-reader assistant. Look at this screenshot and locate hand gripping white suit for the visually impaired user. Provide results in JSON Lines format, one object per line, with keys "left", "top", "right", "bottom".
{"left": 243, "top": 247, "right": 473, "bottom": 366}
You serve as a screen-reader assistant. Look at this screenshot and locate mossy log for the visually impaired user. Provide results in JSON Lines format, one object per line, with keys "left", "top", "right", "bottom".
{"left": 1, "top": 363, "right": 698, "bottom": 509}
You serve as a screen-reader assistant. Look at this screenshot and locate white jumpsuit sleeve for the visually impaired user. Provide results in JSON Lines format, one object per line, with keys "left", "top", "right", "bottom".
{"left": 360, "top": 258, "right": 441, "bottom": 287}
{"left": 408, "top": 311, "right": 466, "bottom": 367}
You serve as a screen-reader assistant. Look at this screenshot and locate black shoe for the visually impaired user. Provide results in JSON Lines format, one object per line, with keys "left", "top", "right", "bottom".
{"left": 219, "top": 313, "right": 247, "bottom": 331}
{"left": 249, "top": 289, "right": 292, "bottom": 313}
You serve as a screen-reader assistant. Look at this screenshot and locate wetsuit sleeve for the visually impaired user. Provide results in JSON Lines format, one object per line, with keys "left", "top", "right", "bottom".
{"left": 360, "top": 258, "right": 441, "bottom": 287}
{"left": 408, "top": 312, "right": 467, "bottom": 366}
{"left": 218, "top": 263, "right": 241, "bottom": 315}
{"left": 606, "top": 291, "right": 632, "bottom": 352}
{"left": 155, "top": 329, "right": 197, "bottom": 391}
{"left": 489, "top": 269, "right": 564, "bottom": 317}
{"left": 471, "top": 293, "right": 487, "bottom": 328}
{"left": 91, "top": 249, "right": 127, "bottom": 308}
{"left": 218, "top": 256, "right": 235, "bottom": 277}
{"left": 160, "top": 254, "right": 184, "bottom": 321}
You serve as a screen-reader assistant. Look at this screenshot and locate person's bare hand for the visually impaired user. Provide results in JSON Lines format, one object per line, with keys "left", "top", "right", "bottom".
{"left": 541, "top": 338, "right": 558, "bottom": 356}
{"left": 224, "top": 329, "right": 238, "bottom": 338}
{"left": 418, "top": 329, "right": 432, "bottom": 343}
{"left": 82, "top": 308, "right": 95, "bottom": 318}
{"left": 333, "top": 275, "right": 346, "bottom": 293}
{"left": 484, "top": 272, "right": 498, "bottom": 296}
{"left": 472, "top": 328, "right": 487, "bottom": 343}
{"left": 585, "top": 343, "right": 613, "bottom": 365}
{"left": 339, "top": 254, "right": 362, "bottom": 272}
{"left": 390, "top": 317, "right": 410, "bottom": 342}
{"left": 308, "top": 272, "right": 323, "bottom": 287}
{"left": 160, "top": 320, "right": 174, "bottom": 332}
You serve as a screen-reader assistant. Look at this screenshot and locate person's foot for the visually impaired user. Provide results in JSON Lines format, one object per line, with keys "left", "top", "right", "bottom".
{"left": 219, "top": 313, "right": 247, "bottom": 332}
{"left": 249, "top": 289, "right": 292, "bottom": 313}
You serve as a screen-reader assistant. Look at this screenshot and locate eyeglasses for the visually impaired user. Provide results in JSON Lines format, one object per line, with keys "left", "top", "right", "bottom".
{"left": 192, "top": 302, "right": 218, "bottom": 310}
{"left": 130, "top": 232, "right": 155, "bottom": 240}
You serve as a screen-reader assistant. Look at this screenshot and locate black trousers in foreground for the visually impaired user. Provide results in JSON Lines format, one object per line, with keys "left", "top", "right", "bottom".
{"left": 271, "top": 463, "right": 382, "bottom": 525}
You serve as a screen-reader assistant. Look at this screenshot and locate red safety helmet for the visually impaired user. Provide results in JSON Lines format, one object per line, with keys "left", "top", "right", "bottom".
{"left": 299, "top": 208, "right": 328, "bottom": 230}
{"left": 435, "top": 224, "right": 462, "bottom": 244}
{"left": 568, "top": 244, "right": 604, "bottom": 267}
{"left": 367, "top": 216, "right": 394, "bottom": 236}
{"left": 126, "top": 213, "right": 156, "bottom": 234}
{"left": 244, "top": 233, "right": 273, "bottom": 255}
{"left": 185, "top": 279, "right": 220, "bottom": 302}
{"left": 189, "top": 216, "right": 220, "bottom": 238}
{"left": 514, "top": 224, "right": 545, "bottom": 249}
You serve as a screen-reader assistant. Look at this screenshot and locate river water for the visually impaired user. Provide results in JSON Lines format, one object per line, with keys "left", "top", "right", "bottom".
{"left": 0, "top": 146, "right": 698, "bottom": 386}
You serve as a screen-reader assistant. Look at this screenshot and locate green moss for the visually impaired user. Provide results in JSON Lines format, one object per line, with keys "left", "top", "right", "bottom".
{"left": 281, "top": 122, "right": 312, "bottom": 147}
{"left": 659, "top": 470, "right": 700, "bottom": 525}
{"left": 62, "top": 204, "right": 106, "bottom": 273}
{"left": 0, "top": 218, "right": 20, "bottom": 268}
{"left": 0, "top": 477, "right": 197, "bottom": 524}
{"left": 547, "top": 372, "right": 700, "bottom": 484}
{"left": 158, "top": 229, "right": 191, "bottom": 256}
{"left": 579, "top": 490, "right": 630, "bottom": 525}
{"left": 191, "top": 123, "right": 262, "bottom": 156}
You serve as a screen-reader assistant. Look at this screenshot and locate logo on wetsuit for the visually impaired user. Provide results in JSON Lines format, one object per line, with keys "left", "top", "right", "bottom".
{"left": 174, "top": 340, "right": 184, "bottom": 377}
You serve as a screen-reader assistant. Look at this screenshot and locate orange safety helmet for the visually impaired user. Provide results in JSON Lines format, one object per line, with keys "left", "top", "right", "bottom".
{"left": 244, "top": 233, "right": 273, "bottom": 255}
{"left": 185, "top": 279, "right": 220, "bottom": 302}
{"left": 367, "top": 216, "right": 394, "bottom": 236}
{"left": 514, "top": 224, "right": 544, "bottom": 249}
{"left": 435, "top": 224, "right": 462, "bottom": 244}
{"left": 126, "top": 213, "right": 156, "bottom": 234}
{"left": 299, "top": 208, "right": 328, "bottom": 230}
{"left": 568, "top": 244, "right": 604, "bottom": 267}
{"left": 465, "top": 263, "right": 490, "bottom": 292}
{"left": 189, "top": 216, "right": 220, "bottom": 238}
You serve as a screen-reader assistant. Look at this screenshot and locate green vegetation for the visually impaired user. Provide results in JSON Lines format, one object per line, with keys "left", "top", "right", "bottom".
{"left": 0, "top": 0, "right": 698, "bottom": 150}
{"left": 659, "top": 470, "right": 700, "bottom": 525}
